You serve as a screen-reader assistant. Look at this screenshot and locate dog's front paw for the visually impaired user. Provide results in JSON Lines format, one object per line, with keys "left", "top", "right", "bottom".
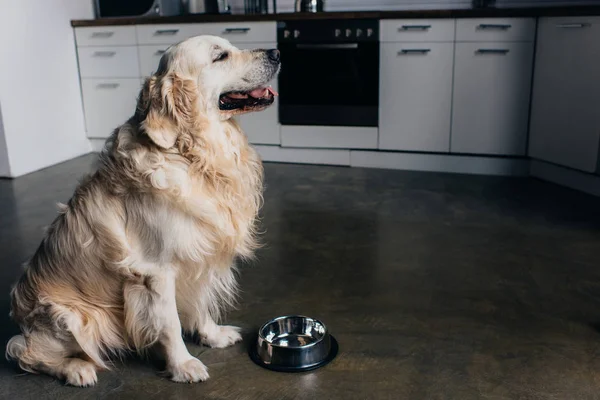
{"left": 169, "top": 358, "right": 209, "bottom": 383}
{"left": 201, "top": 325, "right": 242, "bottom": 349}
{"left": 64, "top": 359, "right": 98, "bottom": 387}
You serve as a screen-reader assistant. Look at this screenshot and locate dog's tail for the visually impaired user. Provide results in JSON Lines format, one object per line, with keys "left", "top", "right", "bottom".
{"left": 6, "top": 334, "right": 36, "bottom": 373}
{"left": 6, "top": 334, "right": 26, "bottom": 360}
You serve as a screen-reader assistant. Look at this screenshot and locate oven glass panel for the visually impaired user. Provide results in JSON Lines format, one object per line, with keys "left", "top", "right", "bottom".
{"left": 279, "top": 43, "right": 378, "bottom": 106}
{"left": 278, "top": 42, "right": 379, "bottom": 127}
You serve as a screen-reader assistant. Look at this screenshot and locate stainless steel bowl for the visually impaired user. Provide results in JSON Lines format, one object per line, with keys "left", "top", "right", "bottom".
{"left": 250, "top": 315, "right": 338, "bottom": 372}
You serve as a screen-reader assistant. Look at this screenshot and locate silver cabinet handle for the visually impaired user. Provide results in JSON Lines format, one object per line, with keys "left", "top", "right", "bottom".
{"left": 476, "top": 49, "right": 510, "bottom": 55}
{"left": 96, "top": 83, "right": 120, "bottom": 89}
{"left": 155, "top": 50, "right": 166, "bottom": 56}
{"left": 223, "top": 28, "right": 251, "bottom": 34}
{"left": 91, "top": 31, "right": 114, "bottom": 38}
{"left": 154, "top": 29, "right": 179, "bottom": 36}
{"left": 556, "top": 23, "right": 589, "bottom": 29}
{"left": 296, "top": 43, "right": 358, "bottom": 50}
{"left": 92, "top": 51, "right": 116, "bottom": 57}
{"left": 399, "top": 49, "right": 431, "bottom": 55}
{"left": 400, "top": 25, "right": 432, "bottom": 31}
{"left": 478, "top": 24, "right": 512, "bottom": 30}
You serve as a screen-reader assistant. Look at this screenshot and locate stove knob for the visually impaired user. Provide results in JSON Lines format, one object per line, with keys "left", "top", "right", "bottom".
{"left": 283, "top": 30, "right": 291, "bottom": 39}
{"left": 367, "top": 28, "right": 374, "bottom": 37}
{"left": 294, "top": 29, "right": 301, "bottom": 38}
{"left": 345, "top": 28, "right": 352, "bottom": 38}
{"left": 335, "top": 29, "right": 341, "bottom": 38}
{"left": 356, "top": 28, "right": 363, "bottom": 37}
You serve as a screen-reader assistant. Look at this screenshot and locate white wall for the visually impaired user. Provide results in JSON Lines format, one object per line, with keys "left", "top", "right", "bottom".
{"left": 0, "top": 0, "right": 94, "bottom": 177}
{"left": 0, "top": 103, "right": 11, "bottom": 176}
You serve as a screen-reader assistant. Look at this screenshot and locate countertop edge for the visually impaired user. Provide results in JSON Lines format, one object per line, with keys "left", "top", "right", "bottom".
{"left": 71, "top": 6, "right": 600, "bottom": 27}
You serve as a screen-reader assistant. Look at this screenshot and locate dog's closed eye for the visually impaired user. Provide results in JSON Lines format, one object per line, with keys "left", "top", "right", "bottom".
{"left": 213, "top": 52, "right": 229, "bottom": 62}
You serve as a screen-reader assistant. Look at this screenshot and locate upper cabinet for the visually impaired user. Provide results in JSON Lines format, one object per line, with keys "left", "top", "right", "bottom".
{"left": 529, "top": 17, "right": 600, "bottom": 173}
{"left": 379, "top": 20, "right": 455, "bottom": 152}
{"left": 451, "top": 18, "right": 535, "bottom": 156}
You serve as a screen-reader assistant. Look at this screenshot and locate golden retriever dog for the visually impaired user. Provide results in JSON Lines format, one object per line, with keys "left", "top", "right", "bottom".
{"left": 5, "top": 35, "right": 280, "bottom": 386}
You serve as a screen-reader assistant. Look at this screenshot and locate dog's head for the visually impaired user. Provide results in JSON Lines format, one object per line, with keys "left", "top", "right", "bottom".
{"left": 137, "top": 35, "right": 280, "bottom": 149}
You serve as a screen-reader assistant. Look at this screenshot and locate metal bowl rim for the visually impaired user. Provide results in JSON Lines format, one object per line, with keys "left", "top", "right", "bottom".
{"left": 258, "top": 315, "right": 329, "bottom": 349}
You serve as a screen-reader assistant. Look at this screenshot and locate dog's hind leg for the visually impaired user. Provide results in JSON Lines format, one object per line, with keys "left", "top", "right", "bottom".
{"left": 6, "top": 331, "right": 98, "bottom": 387}
{"left": 123, "top": 267, "right": 209, "bottom": 383}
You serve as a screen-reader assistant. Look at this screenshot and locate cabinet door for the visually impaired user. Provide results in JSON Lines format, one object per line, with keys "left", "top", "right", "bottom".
{"left": 451, "top": 42, "right": 534, "bottom": 155}
{"left": 234, "top": 42, "right": 280, "bottom": 145}
{"left": 81, "top": 78, "right": 141, "bottom": 139}
{"left": 379, "top": 43, "right": 454, "bottom": 152}
{"left": 529, "top": 17, "right": 600, "bottom": 172}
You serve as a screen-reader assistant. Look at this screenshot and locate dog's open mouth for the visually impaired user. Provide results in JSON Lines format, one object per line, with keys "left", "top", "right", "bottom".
{"left": 219, "top": 86, "right": 279, "bottom": 111}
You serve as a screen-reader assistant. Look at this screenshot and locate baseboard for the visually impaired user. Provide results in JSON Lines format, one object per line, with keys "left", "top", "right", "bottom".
{"left": 280, "top": 126, "right": 378, "bottom": 149}
{"left": 530, "top": 159, "right": 600, "bottom": 197}
{"left": 254, "top": 145, "right": 350, "bottom": 166}
{"left": 350, "top": 150, "right": 530, "bottom": 176}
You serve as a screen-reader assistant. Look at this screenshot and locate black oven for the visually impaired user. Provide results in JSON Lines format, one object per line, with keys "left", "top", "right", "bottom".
{"left": 277, "top": 20, "right": 379, "bottom": 127}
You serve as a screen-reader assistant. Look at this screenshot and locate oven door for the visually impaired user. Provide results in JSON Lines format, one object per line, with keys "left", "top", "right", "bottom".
{"left": 278, "top": 42, "right": 379, "bottom": 127}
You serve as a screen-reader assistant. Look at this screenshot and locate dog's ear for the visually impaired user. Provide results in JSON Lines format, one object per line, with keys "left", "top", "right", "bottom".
{"left": 138, "top": 74, "right": 197, "bottom": 149}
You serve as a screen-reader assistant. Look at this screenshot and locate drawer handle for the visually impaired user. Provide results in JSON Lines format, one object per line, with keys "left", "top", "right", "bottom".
{"left": 155, "top": 50, "right": 166, "bottom": 56}
{"left": 96, "top": 83, "right": 120, "bottom": 89}
{"left": 556, "top": 23, "right": 589, "bottom": 29}
{"left": 399, "top": 25, "right": 431, "bottom": 31}
{"left": 91, "top": 31, "right": 114, "bottom": 38}
{"left": 154, "top": 29, "right": 179, "bottom": 36}
{"left": 476, "top": 49, "right": 510, "bottom": 55}
{"left": 399, "top": 49, "right": 431, "bottom": 55}
{"left": 92, "top": 51, "right": 116, "bottom": 57}
{"left": 223, "top": 27, "right": 251, "bottom": 34}
{"left": 478, "top": 24, "right": 512, "bottom": 30}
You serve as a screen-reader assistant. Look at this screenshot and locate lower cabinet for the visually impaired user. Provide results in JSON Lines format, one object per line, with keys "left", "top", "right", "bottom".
{"left": 451, "top": 42, "right": 534, "bottom": 156}
{"left": 81, "top": 78, "right": 141, "bottom": 139}
{"left": 234, "top": 41, "right": 281, "bottom": 145}
{"left": 379, "top": 42, "right": 454, "bottom": 152}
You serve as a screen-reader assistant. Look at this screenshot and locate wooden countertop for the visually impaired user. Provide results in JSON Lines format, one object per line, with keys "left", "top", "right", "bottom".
{"left": 71, "top": 6, "right": 600, "bottom": 27}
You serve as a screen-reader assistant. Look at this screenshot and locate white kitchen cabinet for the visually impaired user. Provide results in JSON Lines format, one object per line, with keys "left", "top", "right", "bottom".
{"left": 136, "top": 22, "right": 276, "bottom": 45}
{"left": 77, "top": 46, "right": 141, "bottom": 78}
{"left": 451, "top": 42, "right": 534, "bottom": 155}
{"left": 234, "top": 42, "right": 280, "bottom": 145}
{"left": 138, "top": 45, "right": 170, "bottom": 77}
{"left": 380, "top": 19, "right": 456, "bottom": 42}
{"left": 529, "top": 17, "right": 600, "bottom": 173}
{"left": 456, "top": 18, "right": 536, "bottom": 42}
{"left": 81, "top": 79, "right": 142, "bottom": 139}
{"left": 379, "top": 42, "right": 454, "bottom": 152}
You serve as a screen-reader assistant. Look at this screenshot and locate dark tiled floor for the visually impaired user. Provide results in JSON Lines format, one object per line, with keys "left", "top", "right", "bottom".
{"left": 1, "top": 154, "right": 600, "bottom": 399}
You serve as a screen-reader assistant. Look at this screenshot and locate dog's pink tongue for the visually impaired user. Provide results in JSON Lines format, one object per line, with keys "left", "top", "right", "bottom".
{"left": 249, "top": 86, "right": 279, "bottom": 98}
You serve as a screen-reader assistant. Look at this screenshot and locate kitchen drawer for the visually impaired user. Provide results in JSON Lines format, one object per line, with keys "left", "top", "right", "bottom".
{"left": 136, "top": 22, "right": 276, "bottom": 45}
{"left": 456, "top": 18, "right": 536, "bottom": 42}
{"left": 75, "top": 26, "right": 137, "bottom": 47}
{"left": 380, "top": 19, "right": 455, "bottom": 42}
{"left": 451, "top": 42, "right": 534, "bottom": 155}
{"left": 78, "top": 46, "right": 140, "bottom": 78}
{"left": 139, "top": 45, "right": 169, "bottom": 77}
{"left": 81, "top": 78, "right": 141, "bottom": 138}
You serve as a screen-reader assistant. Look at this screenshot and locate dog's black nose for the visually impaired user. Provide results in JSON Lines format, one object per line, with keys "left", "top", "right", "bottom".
{"left": 267, "top": 49, "right": 280, "bottom": 63}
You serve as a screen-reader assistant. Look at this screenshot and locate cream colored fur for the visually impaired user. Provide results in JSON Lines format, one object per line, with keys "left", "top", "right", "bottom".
{"left": 5, "top": 35, "right": 279, "bottom": 386}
